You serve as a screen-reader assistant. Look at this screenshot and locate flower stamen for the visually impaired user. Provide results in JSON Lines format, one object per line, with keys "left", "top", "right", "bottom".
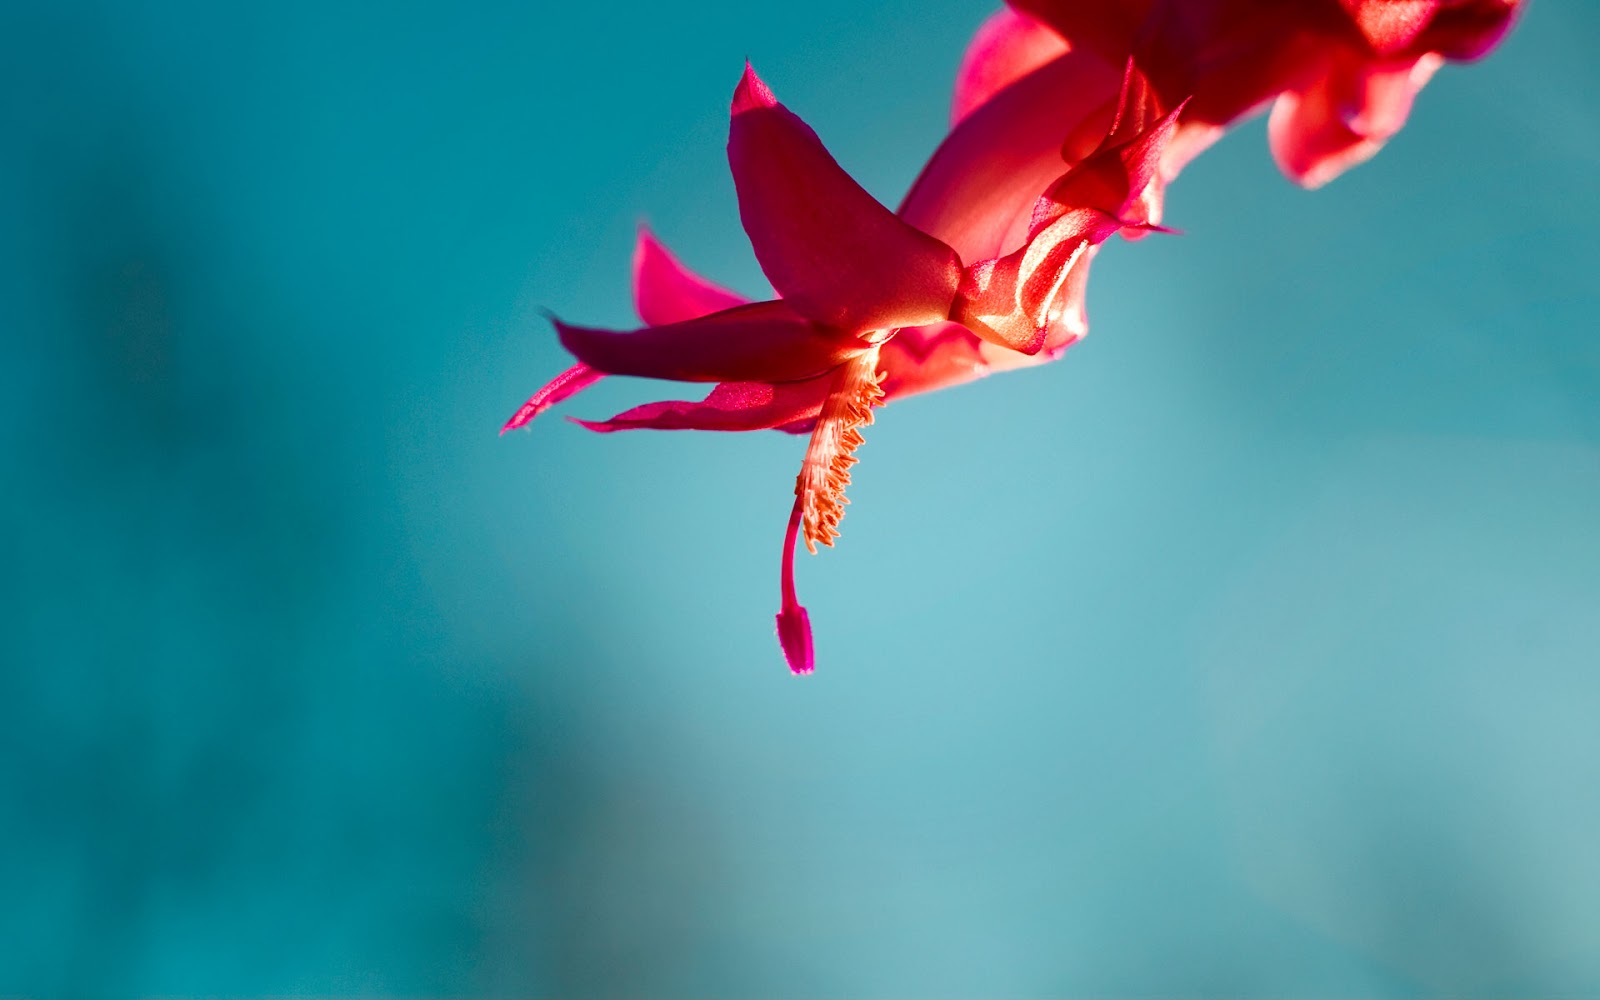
{"left": 796, "top": 346, "right": 884, "bottom": 553}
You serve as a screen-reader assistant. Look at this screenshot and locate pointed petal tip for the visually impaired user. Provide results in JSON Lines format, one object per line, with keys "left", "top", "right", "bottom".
{"left": 501, "top": 362, "right": 606, "bottom": 434}
{"left": 775, "top": 604, "right": 815, "bottom": 675}
{"left": 733, "top": 61, "right": 777, "bottom": 115}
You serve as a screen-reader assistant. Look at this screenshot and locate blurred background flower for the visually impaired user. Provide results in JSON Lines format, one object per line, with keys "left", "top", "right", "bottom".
{"left": 1, "top": 0, "right": 1596, "bottom": 995}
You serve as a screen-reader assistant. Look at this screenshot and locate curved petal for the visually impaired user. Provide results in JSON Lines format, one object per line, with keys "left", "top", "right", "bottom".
{"left": 500, "top": 362, "right": 605, "bottom": 434}
{"left": 952, "top": 207, "right": 1119, "bottom": 354}
{"left": 1008, "top": 0, "right": 1151, "bottom": 62}
{"left": 899, "top": 49, "right": 1125, "bottom": 264}
{"left": 876, "top": 256, "right": 1094, "bottom": 403}
{"left": 727, "top": 64, "right": 962, "bottom": 333}
{"left": 877, "top": 323, "right": 993, "bottom": 401}
{"left": 557, "top": 300, "right": 869, "bottom": 384}
{"left": 1336, "top": 0, "right": 1441, "bottom": 54}
{"left": 632, "top": 226, "right": 748, "bottom": 326}
{"left": 1268, "top": 49, "right": 1441, "bottom": 188}
{"left": 1154, "top": 7, "right": 1330, "bottom": 129}
{"left": 950, "top": 7, "right": 1071, "bottom": 126}
{"left": 571, "top": 375, "right": 831, "bottom": 433}
{"left": 1045, "top": 69, "right": 1187, "bottom": 224}
{"left": 1415, "top": 0, "right": 1521, "bottom": 61}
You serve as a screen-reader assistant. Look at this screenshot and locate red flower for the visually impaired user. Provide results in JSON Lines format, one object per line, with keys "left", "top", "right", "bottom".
{"left": 505, "top": 63, "right": 1178, "bottom": 673}
{"left": 961, "top": 0, "right": 1522, "bottom": 188}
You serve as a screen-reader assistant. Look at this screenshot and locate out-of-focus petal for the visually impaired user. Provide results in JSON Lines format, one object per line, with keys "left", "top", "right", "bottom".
{"left": 952, "top": 207, "right": 1120, "bottom": 354}
{"left": 501, "top": 363, "right": 605, "bottom": 434}
{"left": 571, "top": 375, "right": 831, "bottom": 433}
{"left": 1159, "top": 119, "right": 1227, "bottom": 182}
{"left": 951, "top": 7, "right": 1071, "bottom": 125}
{"left": 1008, "top": 0, "right": 1151, "bottom": 62}
{"left": 900, "top": 48, "right": 1124, "bottom": 263}
{"left": 1336, "top": 0, "right": 1441, "bottom": 54}
{"left": 727, "top": 64, "right": 962, "bottom": 332}
{"left": 1416, "top": 0, "right": 1522, "bottom": 61}
{"left": 632, "top": 227, "right": 748, "bottom": 326}
{"left": 1268, "top": 49, "right": 1441, "bottom": 188}
{"left": 557, "top": 300, "right": 869, "bottom": 383}
{"left": 1157, "top": 6, "right": 1329, "bottom": 129}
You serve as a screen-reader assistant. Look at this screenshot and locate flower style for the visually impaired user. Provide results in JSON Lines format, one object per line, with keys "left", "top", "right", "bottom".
{"left": 505, "top": 62, "right": 1179, "bottom": 673}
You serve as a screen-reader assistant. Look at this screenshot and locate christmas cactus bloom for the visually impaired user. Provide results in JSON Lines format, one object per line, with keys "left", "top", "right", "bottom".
{"left": 978, "top": 0, "right": 1522, "bottom": 187}
{"left": 506, "top": 63, "right": 1175, "bottom": 673}
{"left": 1268, "top": 0, "right": 1524, "bottom": 186}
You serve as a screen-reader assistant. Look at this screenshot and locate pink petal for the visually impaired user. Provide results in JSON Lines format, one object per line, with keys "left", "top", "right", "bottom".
{"left": 952, "top": 207, "right": 1120, "bottom": 354}
{"left": 1008, "top": 0, "right": 1151, "bottom": 63}
{"left": 1268, "top": 49, "right": 1442, "bottom": 188}
{"left": 500, "top": 362, "right": 605, "bottom": 434}
{"left": 1336, "top": 0, "right": 1441, "bottom": 54}
{"left": 727, "top": 63, "right": 963, "bottom": 332}
{"left": 874, "top": 251, "right": 1098, "bottom": 403}
{"left": 878, "top": 323, "right": 992, "bottom": 401}
{"left": 1415, "top": 0, "right": 1521, "bottom": 61}
{"left": 950, "top": 8, "right": 1070, "bottom": 126}
{"left": 571, "top": 375, "right": 831, "bottom": 433}
{"left": 557, "top": 300, "right": 870, "bottom": 384}
{"left": 1045, "top": 67, "right": 1187, "bottom": 225}
{"left": 899, "top": 49, "right": 1125, "bottom": 264}
{"left": 1151, "top": 5, "right": 1329, "bottom": 130}
{"left": 632, "top": 226, "right": 748, "bottom": 326}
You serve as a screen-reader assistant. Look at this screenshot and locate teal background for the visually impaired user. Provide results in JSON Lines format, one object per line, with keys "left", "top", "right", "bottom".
{"left": 3, "top": 1, "right": 1598, "bottom": 995}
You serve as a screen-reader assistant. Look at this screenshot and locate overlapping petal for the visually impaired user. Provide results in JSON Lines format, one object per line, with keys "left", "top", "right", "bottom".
{"left": 1415, "top": 0, "right": 1522, "bottom": 61}
{"left": 1008, "top": 0, "right": 1150, "bottom": 63}
{"left": 1046, "top": 67, "right": 1185, "bottom": 225}
{"left": 728, "top": 64, "right": 963, "bottom": 332}
{"left": 500, "top": 363, "right": 606, "bottom": 434}
{"left": 1005, "top": 0, "right": 1521, "bottom": 188}
{"left": 1268, "top": 48, "right": 1441, "bottom": 188}
{"left": 1337, "top": 0, "right": 1442, "bottom": 54}
{"left": 953, "top": 207, "right": 1121, "bottom": 354}
{"left": 951, "top": 7, "right": 1071, "bottom": 126}
{"left": 900, "top": 48, "right": 1125, "bottom": 263}
{"left": 573, "top": 376, "right": 831, "bottom": 434}
{"left": 557, "top": 300, "right": 871, "bottom": 384}
{"left": 633, "top": 226, "right": 748, "bottom": 326}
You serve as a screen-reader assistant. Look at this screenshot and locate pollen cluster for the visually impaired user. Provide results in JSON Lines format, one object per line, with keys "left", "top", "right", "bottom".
{"left": 796, "top": 347, "right": 885, "bottom": 553}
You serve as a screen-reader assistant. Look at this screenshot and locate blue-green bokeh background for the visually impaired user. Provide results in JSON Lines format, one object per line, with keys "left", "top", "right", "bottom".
{"left": 3, "top": 1, "right": 1598, "bottom": 995}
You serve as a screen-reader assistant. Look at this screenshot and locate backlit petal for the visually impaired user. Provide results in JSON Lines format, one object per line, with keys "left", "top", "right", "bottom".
{"left": 1046, "top": 68, "right": 1186, "bottom": 225}
{"left": 572, "top": 375, "right": 831, "bottom": 433}
{"left": 1008, "top": 0, "right": 1151, "bottom": 62}
{"left": 878, "top": 323, "right": 992, "bottom": 401}
{"left": 1268, "top": 49, "right": 1441, "bottom": 188}
{"left": 900, "top": 49, "right": 1124, "bottom": 264}
{"left": 1336, "top": 0, "right": 1441, "bottom": 54}
{"left": 557, "top": 300, "right": 870, "bottom": 384}
{"left": 951, "top": 8, "right": 1071, "bottom": 126}
{"left": 728, "top": 63, "right": 963, "bottom": 332}
{"left": 952, "top": 207, "right": 1119, "bottom": 354}
{"left": 632, "top": 226, "right": 748, "bottom": 327}
{"left": 500, "top": 363, "right": 606, "bottom": 434}
{"left": 1415, "top": 0, "right": 1521, "bottom": 61}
